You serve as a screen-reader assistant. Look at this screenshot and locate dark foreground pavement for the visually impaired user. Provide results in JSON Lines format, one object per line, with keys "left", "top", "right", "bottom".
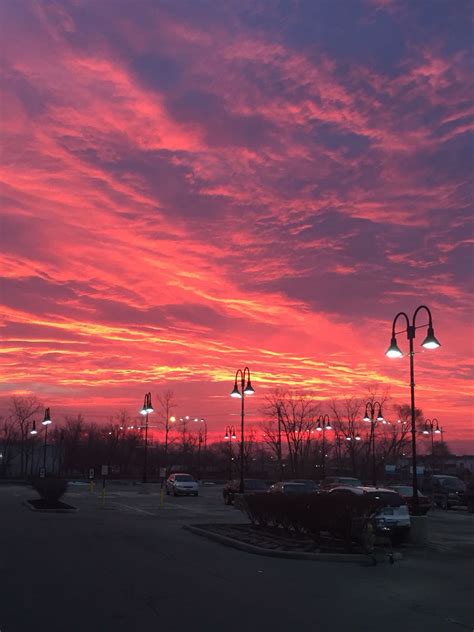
{"left": 1, "top": 484, "right": 473, "bottom": 632}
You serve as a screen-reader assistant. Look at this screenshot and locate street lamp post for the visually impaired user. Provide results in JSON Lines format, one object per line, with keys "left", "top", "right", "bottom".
{"left": 276, "top": 404, "right": 284, "bottom": 480}
{"left": 316, "top": 414, "right": 333, "bottom": 479}
{"left": 230, "top": 367, "right": 255, "bottom": 494}
{"left": 224, "top": 426, "right": 237, "bottom": 479}
{"left": 140, "top": 392, "right": 154, "bottom": 483}
{"left": 386, "top": 305, "right": 441, "bottom": 514}
{"left": 363, "top": 402, "right": 384, "bottom": 487}
{"left": 423, "top": 418, "right": 441, "bottom": 459}
{"left": 41, "top": 408, "right": 52, "bottom": 471}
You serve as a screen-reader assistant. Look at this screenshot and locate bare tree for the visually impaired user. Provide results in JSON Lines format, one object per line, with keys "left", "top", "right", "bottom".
{"left": 9, "top": 396, "right": 43, "bottom": 477}
{"left": 262, "top": 389, "right": 318, "bottom": 477}
{"left": 156, "top": 390, "right": 177, "bottom": 461}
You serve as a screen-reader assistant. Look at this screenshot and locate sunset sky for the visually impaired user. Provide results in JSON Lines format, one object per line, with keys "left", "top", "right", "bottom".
{"left": 1, "top": 0, "right": 473, "bottom": 452}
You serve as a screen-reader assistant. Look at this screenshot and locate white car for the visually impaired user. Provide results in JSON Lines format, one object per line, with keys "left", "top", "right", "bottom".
{"left": 166, "top": 473, "right": 199, "bottom": 497}
{"left": 328, "top": 486, "right": 411, "bottom": 545}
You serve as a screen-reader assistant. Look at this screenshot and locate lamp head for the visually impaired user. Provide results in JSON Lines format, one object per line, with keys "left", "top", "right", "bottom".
{"left": 30, "top": 421, "right": 37, "bottom": 435}
{"left": 326, "top": 421, "right": 332, "bottom": 430}
{"left": 140, "top": 405, "right": 148, "bottom": 416}
{"left": 243, "top": 379, "right": 255, "bottom": 395}
{"left": 421, "top": 326, "right": 441, "bottom": 350}
{"left": 230, "top": 382, "right": 242, "bottom": 398}
{"left": 42, "top": 408, "right": 52, "bottom": 425}
{"left": 386, "top": 336, "right": 403, "bottom": 358}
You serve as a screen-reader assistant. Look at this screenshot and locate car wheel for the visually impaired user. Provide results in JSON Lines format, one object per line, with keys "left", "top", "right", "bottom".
{"left": 440, "top": 496, "right": 449, "bottom": 510}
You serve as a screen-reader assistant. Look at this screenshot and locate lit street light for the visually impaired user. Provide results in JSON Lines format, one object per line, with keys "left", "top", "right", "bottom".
{"left": 230, "top": 367, "right": 255, "bottom": 494}
{"left": 386, "top": 305, "right": 440, "bottom": 513}
{"left": 224, "top": 426, "right": 237, "bottom": 479}
{"left": 423, "top": 418, "right": 442, "bottom": 459}
{"left": 41, "top": 408, "right": 52, "bottom": 472}
{"left": 316, "top": 414, "right": 333, "bottom": 478}
{"left": 363, "top": 401, "right": 384, "bottom": 486}
{"left": 140, "top": 392, "right": 154, "bottom": 483}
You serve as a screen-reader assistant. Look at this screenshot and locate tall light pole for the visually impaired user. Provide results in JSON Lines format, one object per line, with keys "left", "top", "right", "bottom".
{"left": 423, "top": 418, "right": 441, "bottom": 459}
{"left": 363, "top": 402, "right": 384, "bottom": 487}
{"left": 276, "top": 404, "right": 284, "bottom": 480}
{"left": 316, "top": 414, "right": 333, "bottom": 479}
{"left": 140, "top": 392, "right": 154, "bottom": 483}
{"left": 386, "top": 305, "right": 441, "bottom": 514}
{"left": 41, "top": 408, "right": 52, "bottom": 471}
{"left": 230, "top": 367, "right": 255, "bottom": 494}
{"left": 224, "top": 426, "right": 237, "bottom": 479}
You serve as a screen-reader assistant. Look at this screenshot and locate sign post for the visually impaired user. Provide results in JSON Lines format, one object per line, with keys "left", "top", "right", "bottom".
{"left": 101, "top": 465, "right": 108, "bottom": 506}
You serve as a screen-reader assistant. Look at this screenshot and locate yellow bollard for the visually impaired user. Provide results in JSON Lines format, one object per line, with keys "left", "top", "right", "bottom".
{"left": 89, "top": 480, "right": 95, "bottom": 494}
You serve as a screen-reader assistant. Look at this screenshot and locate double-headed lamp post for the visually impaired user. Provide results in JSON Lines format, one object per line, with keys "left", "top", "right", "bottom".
{"left": 316, "top": 415, "right": 332, "bottom": 478}
{"left": 423, "top": 418, "right": 441, "bottom": 458}
{"left": 230, "top": 367, "right": 255, "bottom": 494}
{"left": 386, "top": 305, "right": 441, "bottom": 514}
{"left": 140, "top": 392, "right": 154, "bottom": 483}
{"left": 30, "top": 408, "right": 52, "bottom": 472}
{"left": 224, "top": 426, "right": 237, "bottom": 478}
{"left": 363, "top": 402, "right": 384, "bottom": 487}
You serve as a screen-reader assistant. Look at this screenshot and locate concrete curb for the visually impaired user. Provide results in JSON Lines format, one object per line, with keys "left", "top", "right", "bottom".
{"left": 23, "top": 500, "right": 78, "bottom": 513}
{"left": 183, "top": 525, "right": 379, "bottom": 563}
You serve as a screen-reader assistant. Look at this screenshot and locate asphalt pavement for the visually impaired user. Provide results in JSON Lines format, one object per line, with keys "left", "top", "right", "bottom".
{"left": 1, "top": 484, "right": 473, "bottom": 632}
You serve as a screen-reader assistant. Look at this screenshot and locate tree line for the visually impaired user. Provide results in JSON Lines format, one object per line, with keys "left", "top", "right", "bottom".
{"left": 0, "top": 389, "right": 451, "bottom": 481}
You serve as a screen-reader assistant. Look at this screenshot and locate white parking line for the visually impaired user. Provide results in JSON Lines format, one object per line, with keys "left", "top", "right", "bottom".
{"left": 113, "top": 502, "right": 157, "bottom": 516}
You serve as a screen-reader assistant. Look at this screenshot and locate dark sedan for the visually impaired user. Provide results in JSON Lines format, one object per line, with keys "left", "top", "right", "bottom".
{"left": 389, "top": 485, "right": 432, "bottom": 515}
{"left": 223, "top": 479, "right": 269, "bottom": 505}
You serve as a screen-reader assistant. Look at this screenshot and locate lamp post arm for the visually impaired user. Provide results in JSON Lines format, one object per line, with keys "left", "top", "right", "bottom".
{"left": 392, "top": 311, "right": 410, "bottom": 337}
{"left": 413, "top": 305, "right": 433, "bottom": 329}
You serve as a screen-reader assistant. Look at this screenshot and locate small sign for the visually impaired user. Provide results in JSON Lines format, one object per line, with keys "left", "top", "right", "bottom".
{"left": 384, "top": 464, "right": 396, "bottom": 473}
{"left": 88, "top": 468, "right": 95, "bottom": 479}
{"left": 101, "top": 465, "right": 109, "bottom": 476}
{"left": 410, "top": 466, "right": 425, "bottom": 474}
{"left": 159, "top": 467, "right": 167, "bottom": 478}
{"left": 39, "top": 467, "right": 46, "bottom": 479}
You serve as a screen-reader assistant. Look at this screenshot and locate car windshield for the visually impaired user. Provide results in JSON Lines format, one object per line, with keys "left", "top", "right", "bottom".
{"left": 340, "top": 478, "right": 362, "bottom": 486}
{"left": 392, "top": 486, "right": 426, "bottom": 497}
{"left": 175, "top": 475, "right": 195, "bottom": 482}
{"left": 245, "top": 480, "right": 268, "bottom": 490}
{"left": 366, "top": 491, "right": 404, "bottom": 507}
{"left": 439, "top": 478, "right": 465, "bottom": 491}
{"left": 283, "top": 484, "right": 306, "bottom": 493}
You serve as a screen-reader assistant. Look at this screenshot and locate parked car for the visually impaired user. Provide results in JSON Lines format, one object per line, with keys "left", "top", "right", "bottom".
{"left": 422, "top": 475, "right": 466, "bottom": 510}
{"left": 289, "top": 479, "right": 320, "bottom": 493}
{"left": 327, "top": 486, "right": 411, "bottom": 545}
{"left": 320, "top": 476, "right": 363, "bottom": 490}
{"left": 223, "top": 479, "right": 269, "bottom": 505}
{"left": 388, "top": 485, "right": 432, "bottom": 515}
{"left": 269, "top": 481, "right": 308, "bottom": 494}
{"left": 166, "top": 473, "right": 199, "bottom": 497}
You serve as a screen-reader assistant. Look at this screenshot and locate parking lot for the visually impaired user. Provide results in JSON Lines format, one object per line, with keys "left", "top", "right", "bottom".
{"left": 1, "top": 483, "right": 473, "bottom": 632}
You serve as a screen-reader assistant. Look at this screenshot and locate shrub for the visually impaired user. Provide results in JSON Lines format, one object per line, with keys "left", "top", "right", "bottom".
{"left": 32, "top": 478, "right": 68, "bottom": 503}
{"left": 240, "top": 493, "right": 382, "bottom": 550}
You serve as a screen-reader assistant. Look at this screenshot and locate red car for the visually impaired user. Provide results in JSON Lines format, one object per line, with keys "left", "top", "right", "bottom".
{"left": 389, "top": 485, "right": 431, "bottom": 515}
